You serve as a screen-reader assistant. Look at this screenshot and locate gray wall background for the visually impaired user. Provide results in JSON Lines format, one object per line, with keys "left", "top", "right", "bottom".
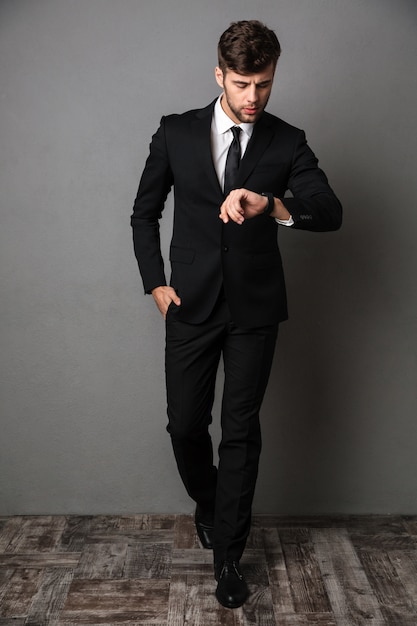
{"left": 1, "top": 0, "right": 416, "bottom": 516}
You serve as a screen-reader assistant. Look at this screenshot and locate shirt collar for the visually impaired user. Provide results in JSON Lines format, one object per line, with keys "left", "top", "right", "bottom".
{"left": 213, "top": 95, "right": 254, "bottom": 139}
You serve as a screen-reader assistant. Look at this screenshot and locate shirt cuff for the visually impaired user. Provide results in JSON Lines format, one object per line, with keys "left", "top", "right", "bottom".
{"left": 275, "top": 216, "right": 294, "bottom": 227}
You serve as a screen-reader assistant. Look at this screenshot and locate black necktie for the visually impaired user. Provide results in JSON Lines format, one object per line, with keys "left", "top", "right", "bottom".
{"left": 224, "top": 126, "right": 241, "bottom": 195}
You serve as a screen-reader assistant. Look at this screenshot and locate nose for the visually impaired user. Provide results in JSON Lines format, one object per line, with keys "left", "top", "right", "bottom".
{"left": 247, "top": 84, "right": 258, "bottom": 104}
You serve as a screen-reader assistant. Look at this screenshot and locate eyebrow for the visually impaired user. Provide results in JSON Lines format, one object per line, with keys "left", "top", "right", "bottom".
{"left": 232, "top": 79, "right": 272, "bottom": 87}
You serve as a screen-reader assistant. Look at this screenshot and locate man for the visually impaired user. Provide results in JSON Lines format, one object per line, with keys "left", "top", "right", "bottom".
{"left": 131, "top": 20, "right": 342, "bottom": 609}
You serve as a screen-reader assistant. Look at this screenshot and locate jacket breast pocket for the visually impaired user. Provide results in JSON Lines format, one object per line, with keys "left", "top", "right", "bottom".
{"left": 169, "top": 246, "right": 195, "bottom": 264}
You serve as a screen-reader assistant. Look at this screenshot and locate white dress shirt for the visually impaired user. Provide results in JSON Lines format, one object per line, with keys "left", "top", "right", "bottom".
{"left": 210, "top": 95, "right": 293, "bottom": 226}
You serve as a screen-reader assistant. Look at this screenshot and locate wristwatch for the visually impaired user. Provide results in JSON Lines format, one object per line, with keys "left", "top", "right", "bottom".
{"left": 261, "top": 192, "right": 275, "bottom": 216}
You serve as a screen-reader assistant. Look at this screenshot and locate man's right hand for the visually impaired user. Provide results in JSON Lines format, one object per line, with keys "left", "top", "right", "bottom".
{"left": 151, "top": 286, "right": 181, "bottom": 319}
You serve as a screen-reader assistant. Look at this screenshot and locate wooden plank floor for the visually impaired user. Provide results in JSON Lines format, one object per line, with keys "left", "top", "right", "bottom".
{"left": 1, "top": 514, "right": 417, "bottom": 625}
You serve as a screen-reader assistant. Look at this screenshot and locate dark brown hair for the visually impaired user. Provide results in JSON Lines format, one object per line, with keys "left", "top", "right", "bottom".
{"left": 218, "top": 20, "right": 281, "bottom": 74}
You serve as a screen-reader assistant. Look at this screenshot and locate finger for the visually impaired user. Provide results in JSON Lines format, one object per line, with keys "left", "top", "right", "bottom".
{"left": 227, "top": 203, "right": 245, "bottom": 224}
{"left": 220, "top": 191, "right": 246, "bottom": 224}
{"left": 219, "top": 202, "right": 230, "bottom": 223}
{"left": 166, "top": 287, "right": 181, "bottom": 307}
{"left": 228, "top": 192, "right": 245, "bottom": 215}
{"left": 221, "top": 206, "right": 242, "bottom": 224}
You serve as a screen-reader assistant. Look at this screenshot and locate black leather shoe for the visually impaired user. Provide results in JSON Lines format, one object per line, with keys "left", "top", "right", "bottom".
{"left": 215, "top": 560, "right": 249, "bottom": 609}
{"left": 194, "top": 507, "right": 214, "bottom": 549}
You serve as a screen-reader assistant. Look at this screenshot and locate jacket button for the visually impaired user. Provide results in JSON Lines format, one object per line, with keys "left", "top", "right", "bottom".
{"left": 223, "top": 246, "right": 229, "bottom": 252}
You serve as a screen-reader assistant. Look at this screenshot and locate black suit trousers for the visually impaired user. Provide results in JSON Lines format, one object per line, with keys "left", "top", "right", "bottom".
{"left": 165, "top": 293, "right": 278, "bottom": 562}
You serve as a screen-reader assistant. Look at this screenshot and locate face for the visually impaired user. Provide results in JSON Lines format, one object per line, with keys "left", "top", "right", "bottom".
{"left": 215, "top": 63, "right": 275, "bottom": 124}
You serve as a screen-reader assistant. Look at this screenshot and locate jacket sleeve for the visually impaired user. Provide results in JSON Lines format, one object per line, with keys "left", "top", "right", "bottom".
{"left": 130, "top": 117, "right": 174, "bottom": 293}
{"left": 281, "top": 130, "right": 342, "bottom": 232}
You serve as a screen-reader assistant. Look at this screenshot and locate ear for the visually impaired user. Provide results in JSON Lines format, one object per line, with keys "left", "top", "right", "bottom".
{"left": 215, "top": 66, "right": 224, "bottom": 89}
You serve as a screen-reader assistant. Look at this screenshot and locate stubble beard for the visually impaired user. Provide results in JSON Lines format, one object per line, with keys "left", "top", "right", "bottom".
{"left": 224, "top": 93, "right": 266, "bottom": 125}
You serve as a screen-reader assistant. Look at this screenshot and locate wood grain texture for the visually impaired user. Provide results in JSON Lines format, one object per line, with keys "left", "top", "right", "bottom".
{"left": 0, "top": 514, "right": 416, "bottom": 624}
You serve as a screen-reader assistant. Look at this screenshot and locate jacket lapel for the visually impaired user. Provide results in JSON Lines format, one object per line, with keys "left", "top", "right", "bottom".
{"left": 192, "top": 100, "right": 224, "bottom": 198}
{"left": 237, "top": 114, "right": 275, "bottom": 188}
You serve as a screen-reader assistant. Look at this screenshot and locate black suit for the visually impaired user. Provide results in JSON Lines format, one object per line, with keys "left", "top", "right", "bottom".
{"left": 131, "top": 99, "right": 342, "bottom": 561}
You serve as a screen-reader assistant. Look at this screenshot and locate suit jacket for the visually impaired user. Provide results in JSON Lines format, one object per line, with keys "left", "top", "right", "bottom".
{"left": 131, "top": 99, "right": 342, "bottom": 327}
